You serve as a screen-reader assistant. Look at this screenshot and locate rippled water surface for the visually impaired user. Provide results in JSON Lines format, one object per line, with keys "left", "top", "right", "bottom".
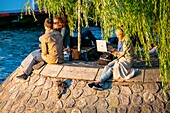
{"left": 0, "top": 26, "right": 102, "bottom": 84}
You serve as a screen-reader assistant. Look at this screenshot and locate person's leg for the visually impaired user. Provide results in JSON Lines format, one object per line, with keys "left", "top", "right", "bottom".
{"left": 88, "top": 60, "right": 115, "bottom": 88}
{"left": 17, "top": 49, "right": 43, "bottom": 80}
{"left": 82, "top": 30, "right": 97, "bottom": 46}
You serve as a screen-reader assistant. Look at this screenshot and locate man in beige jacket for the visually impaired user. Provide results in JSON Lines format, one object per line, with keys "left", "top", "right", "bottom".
{"left": 17, "top": 18, "right": 64, "bottom": 80}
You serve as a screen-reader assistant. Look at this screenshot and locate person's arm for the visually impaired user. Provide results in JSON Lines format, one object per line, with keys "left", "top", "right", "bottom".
{"left": 39, "top": 36, "right": 48, "bottom": 55}
{"left": 115, "top": 40, "right": 132, "bottom": 60}
{"left": 61, "top": 27, "right": 66, "bottom": 38}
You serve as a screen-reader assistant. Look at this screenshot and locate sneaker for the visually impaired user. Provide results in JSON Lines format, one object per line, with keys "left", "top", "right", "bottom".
{"left": 33, "top": 61, "right": 45, "bottom": 70}
{"left": 93, "top": 82, "right": 103, "bottom": 89}
{"left": 88, "top": 82, "right": 95, "bottom": 88}
{"left": 124, "top": 68, "right": 138, "bottom": 80}
{"left": 16, "top": 73, "right": 28, "bottom": 80}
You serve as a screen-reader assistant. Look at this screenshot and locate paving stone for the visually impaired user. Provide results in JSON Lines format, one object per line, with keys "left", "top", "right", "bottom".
{"left": 35, "top": 103, "right": 45, "bottom": 112}
{"left": 71, "top": 108, "right": 81, "bottom": 113}
{"left": 40, "top": 64, "right": 63, "bottom": 77}
{"left": 85, "top": 96, "right": 99, "bottom": 105}
{"left": 76, "top": 81, "right": 87, "bottom": 89}
{"left": 9, "top": 83, "right": 22, "bottom": 93}
{"left": 20, "top": 81, "right": 29, "bottom": 90}
{"left": 22, "top": 93, "right": 32, "bottom": 104}
{"left": 152, "top": 99, "right": 165, "bottom": 113}
{"left": 120, "top": 86, "right": 132, "bottom": 95}
{"left": 72, "top": 88, "right": 83, "bottom": 99}
{"left": 110, "top": 85, "right": 120, "bottom": 95}
{"left": 141, "top": 104, "right": 153, "bottom": 113}
{"left": 27, "top": 84, "right": 36, "bottom": 93}
{"left": 144, "top": 83, "right": 160, "bottom": 93}
{"left": 96, "top": 108, "right": 109, "bottom": 113}
{"left": 1, "top": 110, "right": 10, "bottom": 113}
{"left": 40, "top": 90, "right": 49, "bottom": 101}
{"left": 3, "top": 101, "right": 14, "bottom": 109}
{"left": 131, "top": 94, "right": 143, "bottom": 105}
{"left": 119, "top": 94, "right": 130, "bottom": 105}
{"left": 69, "top": 80, "right": 78, "bottom": 90}
{"left": 58, "top": 66, "right": 98, "bottom": 80}
{"left": 11, "top": 102, "right": 20, "bottom": 111}
{"left": 15, "top": 92, "right": 25, "bottom": 101}
{"left": 144, "top": 68, "right": 161, "bottom": 82}
{"left": 27, "top": 99, "right": 38, "bottom": 108}
{"left": 53, "top": 109, "right": 66, "bottom": 113}
{"left": 11, "top": 75, "right": 21, "bottom": 84}
{"left": 143, "top": 91, "right": 155, "bottom": 103}
{"left": 95, "top": 98, "right": 109, "bottom": 109}
{"left": 65, "top": 98, "right": 76, "bottom": 108}
{"left": 2, "top": 77, "right": 11, "bottom": 88}
{"left": 106, "top": 96, "right": 120, "bottom": 107}
{"left": 45, "top": 101, "right": 55, "bottom": 110}
{"left": 76, "top": 98, "right": 87, "bottom": 109}
{"left": 157, "top": 91, "right": 169, "bottom": 102}
{"left": 10, "top": 90, "right": 19, "bottom": 99}
{"left": 44, "top": 78, "right": 53, "bottom": 90}
{"left": 129, "top": 106, "right": 141, "bottom": 113}
{"left": 109, "top": 107, "right": 117, "bottom": 113}
{"left": 61, "top": 89, "right": 71, "bottom": 100}
{"left": 3, "top": 92, "right": 12, "bottom": 99}
{"left": 30, "top": 75, "right": 40, "bottom": 84}
{"left": 0, "top": 90, "right": 4, "bottom": 97}
{"left": 16, "top": 105, "right": 26, "bottom": 113}
{"left": 97, "top": 90, "right": 110, "bottom": 98}
{"left": 131, "top": 84, "right": 144, "bottom": 93}
{"left": 55, "top": 100, "right": 63, "bottom": 109}
{"left": 83, "top": 87, "right": 97, "bottom": 96}
{"left": 33, "top": 87, "right": 42, "bottom": 97}
{"left": 82, "top": 106, "right": 97, "bottom": 113}
{"left": 117, "top": 106, "right": 127, "bottom": 113}
{"left": 36, "top": 76, "right": 46, "bottom": 86}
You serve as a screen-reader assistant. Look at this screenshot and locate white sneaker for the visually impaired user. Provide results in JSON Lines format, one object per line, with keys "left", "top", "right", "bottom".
{"left": 124, "top": 68, "right": 138, "bottom": 80}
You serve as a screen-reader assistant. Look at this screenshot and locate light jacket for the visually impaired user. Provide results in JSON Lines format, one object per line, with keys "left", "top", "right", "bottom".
{"left": 39, "top": 29, "right": 64, "bottom": 64}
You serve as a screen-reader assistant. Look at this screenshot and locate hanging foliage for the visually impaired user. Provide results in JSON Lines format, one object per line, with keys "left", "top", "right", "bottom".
{"left": 23, "top": 0, "right": 170, "bottom": 91}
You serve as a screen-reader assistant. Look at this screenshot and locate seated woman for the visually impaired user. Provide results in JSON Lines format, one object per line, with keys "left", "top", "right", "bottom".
{"left": 88, "top": 28, "right": 137, "bottom": 90}
{"left": 17, "top": 18, "right": 64, "bottom": 80}
{"left": 53, "top": 17, "right": 97, "bottom": 48}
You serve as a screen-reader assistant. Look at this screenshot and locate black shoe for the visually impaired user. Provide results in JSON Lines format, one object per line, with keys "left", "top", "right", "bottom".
{"left": 16, "top": 74, "right": 28, "bottom": 80}
{"left": 94, "top": 83, "right": 103, "bottom": 89}
{"left": 88, "top": 82, "right": 95, "bottom": 88}
{"left": 33, "top": 61, "right": 45, "bottom": 70}
{"left": 88, "top": 82, "right": 103, "bottom": 89}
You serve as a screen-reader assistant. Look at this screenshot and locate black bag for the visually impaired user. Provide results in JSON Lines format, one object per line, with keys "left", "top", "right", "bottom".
{"left": 80, "top": 47, "right": 102, "bottom": 61}
{"left": 96, "top": 53, "right": 114, "bottom": 65}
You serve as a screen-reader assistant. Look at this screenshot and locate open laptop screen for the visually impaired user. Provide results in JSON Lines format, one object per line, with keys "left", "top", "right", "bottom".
{"left": 96, "top": 40, "right": 107, "bottom": 52}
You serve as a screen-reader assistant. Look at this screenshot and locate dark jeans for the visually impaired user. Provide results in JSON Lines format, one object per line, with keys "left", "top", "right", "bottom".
{"left": 70, "top": 30, "right": 97, "bottom": 47}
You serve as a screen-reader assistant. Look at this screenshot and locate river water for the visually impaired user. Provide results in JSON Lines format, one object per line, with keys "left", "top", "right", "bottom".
{"left": 0, "top": 26, "right": 102, "bottom": 84}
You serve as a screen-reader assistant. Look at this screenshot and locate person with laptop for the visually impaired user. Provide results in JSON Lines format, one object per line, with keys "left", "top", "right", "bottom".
{"left": 88, "top": 28, "right": 137, "bottom": 90}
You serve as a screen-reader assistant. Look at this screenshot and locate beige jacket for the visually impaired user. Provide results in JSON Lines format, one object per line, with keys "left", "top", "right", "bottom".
{"left": 39, "top": 29, "right": 64, "bottom": 64}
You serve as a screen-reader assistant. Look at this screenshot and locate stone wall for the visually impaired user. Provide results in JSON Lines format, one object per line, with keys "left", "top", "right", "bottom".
{"left": 0, "top": 65, "right": 170, "bottom": 113}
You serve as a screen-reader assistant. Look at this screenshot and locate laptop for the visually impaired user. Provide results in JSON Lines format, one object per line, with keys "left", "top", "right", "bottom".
{"left": 96, "top": 40, "right": 116, "bottom": 53}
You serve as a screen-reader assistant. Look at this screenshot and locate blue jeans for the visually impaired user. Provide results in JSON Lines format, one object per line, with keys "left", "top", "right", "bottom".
{"left": 100, "top": 61, "right": 115, "bottom": 83}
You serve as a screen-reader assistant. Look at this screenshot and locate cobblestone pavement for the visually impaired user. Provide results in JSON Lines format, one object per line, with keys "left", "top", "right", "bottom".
{"left": 0, "top": 65, "right": 170, "bottom": 113}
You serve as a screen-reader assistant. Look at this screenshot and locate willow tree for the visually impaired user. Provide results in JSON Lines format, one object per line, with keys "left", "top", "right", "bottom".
{"left": 24, "top": 0, "right": 169, "bottom": 91}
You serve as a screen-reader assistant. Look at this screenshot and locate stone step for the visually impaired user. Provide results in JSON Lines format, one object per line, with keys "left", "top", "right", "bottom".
{"left": 33, "top": 64, "right": 161, "bottom": 83}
